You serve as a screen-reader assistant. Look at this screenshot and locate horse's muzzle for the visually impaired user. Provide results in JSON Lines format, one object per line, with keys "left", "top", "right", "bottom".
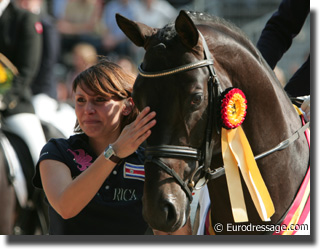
{"left": 142, "top": 159, "right": 190, "bottom": 232}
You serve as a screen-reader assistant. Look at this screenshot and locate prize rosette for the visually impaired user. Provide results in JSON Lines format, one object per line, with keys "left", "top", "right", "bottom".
{"left": 220, "top": 87, "right": 274, "bottom": 223}
{"left": 220, "top": 87, "right": 247, "bottom": 129}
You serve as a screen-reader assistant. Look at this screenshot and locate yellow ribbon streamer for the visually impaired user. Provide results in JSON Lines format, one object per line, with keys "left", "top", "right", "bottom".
{"left": 221, "top": 126, "right": 275, "bottom": 222}
{"left": 221, "top": 128, "right": 248, "bottom": 222}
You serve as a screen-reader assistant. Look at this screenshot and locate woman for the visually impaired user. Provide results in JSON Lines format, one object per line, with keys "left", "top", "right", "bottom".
{"left": 33, "top": 59, "right": 156, "bottom": 234}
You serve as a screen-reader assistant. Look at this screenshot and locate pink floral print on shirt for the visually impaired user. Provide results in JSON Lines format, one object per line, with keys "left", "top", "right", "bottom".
{"left": 67, "top": 149, "right": 92, "bottom": 171}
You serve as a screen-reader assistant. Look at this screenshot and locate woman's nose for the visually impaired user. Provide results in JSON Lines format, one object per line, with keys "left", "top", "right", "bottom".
{"left": 84, "top": 102, "right": 96, "bottom": 114}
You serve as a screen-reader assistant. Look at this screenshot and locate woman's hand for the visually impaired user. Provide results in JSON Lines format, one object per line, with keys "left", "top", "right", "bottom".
{"left": 112, "top": 106, "right": 156, "bottom": 158}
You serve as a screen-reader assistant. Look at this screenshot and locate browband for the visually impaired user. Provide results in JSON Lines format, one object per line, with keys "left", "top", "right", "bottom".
{"left": 138, "top": 59, "right": 214, "bottom": 78}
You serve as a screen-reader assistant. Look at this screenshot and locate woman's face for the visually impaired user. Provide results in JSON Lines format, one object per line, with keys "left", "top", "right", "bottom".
{"left": 74, "top": 84, "right": 124, "bottom": 139}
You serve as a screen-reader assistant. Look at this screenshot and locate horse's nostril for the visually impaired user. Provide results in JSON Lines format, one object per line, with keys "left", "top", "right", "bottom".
{"left": 163, "top": 200, "right": 177, "bottom": 225}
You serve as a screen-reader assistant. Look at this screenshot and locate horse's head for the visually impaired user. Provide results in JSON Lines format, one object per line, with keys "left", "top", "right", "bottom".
{"left": 117, "top": 11, "right": 221, "bottom": 232}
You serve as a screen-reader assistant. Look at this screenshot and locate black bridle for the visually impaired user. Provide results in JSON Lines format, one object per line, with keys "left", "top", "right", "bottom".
{"left": 138, "top": 31, "right": 310, "bottom": 203}
{"left": 139, "top": 32, "right": 220, "bottom": 202}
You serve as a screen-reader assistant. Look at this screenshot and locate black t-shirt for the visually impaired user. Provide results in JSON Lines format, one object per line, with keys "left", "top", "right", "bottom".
{"left": 33, "top": 133, "right": 148, "bottom": 235}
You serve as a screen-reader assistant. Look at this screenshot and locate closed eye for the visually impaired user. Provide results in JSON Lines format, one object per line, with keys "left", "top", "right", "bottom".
{"left": 75, "top": 96, "right": 110, "bottom": 104}
{"left": 95, "top": 96, "right": 108, "bottom": 102}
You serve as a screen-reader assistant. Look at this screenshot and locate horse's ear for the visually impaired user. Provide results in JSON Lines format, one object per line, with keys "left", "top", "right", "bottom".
{"left": 175, "top": 10, "right": 199, "bottom": 48}
{"left": 115, "top": 13, "right": 155, "bottom": 48}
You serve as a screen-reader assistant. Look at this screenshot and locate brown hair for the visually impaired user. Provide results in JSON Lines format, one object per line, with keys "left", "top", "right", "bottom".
{"left": 72, "top": 59, "right": 139, "bottom": 132}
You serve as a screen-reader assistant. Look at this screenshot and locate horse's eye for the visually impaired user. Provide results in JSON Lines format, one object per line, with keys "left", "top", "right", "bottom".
{"left": 191, "top": 93, "right": 203, "bottom": 107}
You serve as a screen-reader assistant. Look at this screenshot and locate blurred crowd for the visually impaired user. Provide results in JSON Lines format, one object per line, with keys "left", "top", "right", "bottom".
{"left": 2, "top": 0, "right": 309, "bottom": 123}
{"left": 19, "top": 0, "right": 180, "bottom": 106}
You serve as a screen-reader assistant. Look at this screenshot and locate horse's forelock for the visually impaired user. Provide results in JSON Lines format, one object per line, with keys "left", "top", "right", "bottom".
{"left": 151, "top": 22, "right": 202, "bottom": 56}
{"left": 157, "top": 23, "right": 177, "bottom": 42}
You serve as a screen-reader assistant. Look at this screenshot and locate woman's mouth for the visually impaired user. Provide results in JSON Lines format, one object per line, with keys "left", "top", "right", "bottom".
{"left": 82, "top": 120, "right": 100, "bottom": 125}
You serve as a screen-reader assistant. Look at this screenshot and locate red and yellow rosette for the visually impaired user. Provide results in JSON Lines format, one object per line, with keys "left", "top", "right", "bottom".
{"left": 220, "top": 88, "right": 247, "bottom": 129}
{"left": 220, "top": 88, "right": 275, "bottom": 223}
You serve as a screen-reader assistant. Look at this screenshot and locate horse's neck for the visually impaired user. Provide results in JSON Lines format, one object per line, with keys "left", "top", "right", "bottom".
{"left": 213, "top": 33, "right": 308, "bottom": 166}
{"left": 211, "top": 35, "right": 299, "bottom": 142}
{"left": 208, "top": 34, "right": 309, "bottom": 225}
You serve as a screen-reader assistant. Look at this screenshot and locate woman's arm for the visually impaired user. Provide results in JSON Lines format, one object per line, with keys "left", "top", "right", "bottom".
{"left": 40, "top": 107, "right": 156, "bottom": 219}
{"left": 40, "top": 154, "right": 116, "bottom": 219}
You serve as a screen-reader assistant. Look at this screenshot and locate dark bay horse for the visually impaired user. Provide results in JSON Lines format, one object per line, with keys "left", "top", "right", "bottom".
{"left": 0, "top": 118, "right": 64, "bottom": 234}
{"left": 116, "top": 10, "right": 310, "bottom": 234}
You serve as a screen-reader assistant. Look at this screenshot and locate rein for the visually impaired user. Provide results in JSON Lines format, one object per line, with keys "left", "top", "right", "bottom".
{"left": 138, "top": 31, "right": 310, "bottom": 202}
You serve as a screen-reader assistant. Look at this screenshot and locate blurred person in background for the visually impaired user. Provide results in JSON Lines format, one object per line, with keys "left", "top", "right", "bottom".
{"left": 101, "top": 0, "right": 140, "bottom": 58}
{"left": 56, "top": 0, "right": 105, "bottom": 60}
{"left": 57, "top": 42, "right": 98, "bottom": 105}
{"left": 16, "top": 0, "right": 76, "bottom": 138}
{"left": 114, "top": 55, "right": 138, "bottom": 76}
{"left": 15, "top": 0, "right": 58, "bottom": 116}
{"left": 257, "top": 0, "right": 310, "bottom": 121}
{"left": 0, "top": 0, "right": 47, "bottom": 165}
{"left": 135, "top": 0, "right": 177, "bottom": 28}
{"left": 16, "top": 0, "right": 59, "bottom": 100}
{"left": 50, "top": 0, "right": 67, "bottom": 20}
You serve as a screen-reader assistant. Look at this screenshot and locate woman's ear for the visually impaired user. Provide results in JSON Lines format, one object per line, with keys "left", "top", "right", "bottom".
{"left": 122, "top": 97, "right": 134, "bottom": 116}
